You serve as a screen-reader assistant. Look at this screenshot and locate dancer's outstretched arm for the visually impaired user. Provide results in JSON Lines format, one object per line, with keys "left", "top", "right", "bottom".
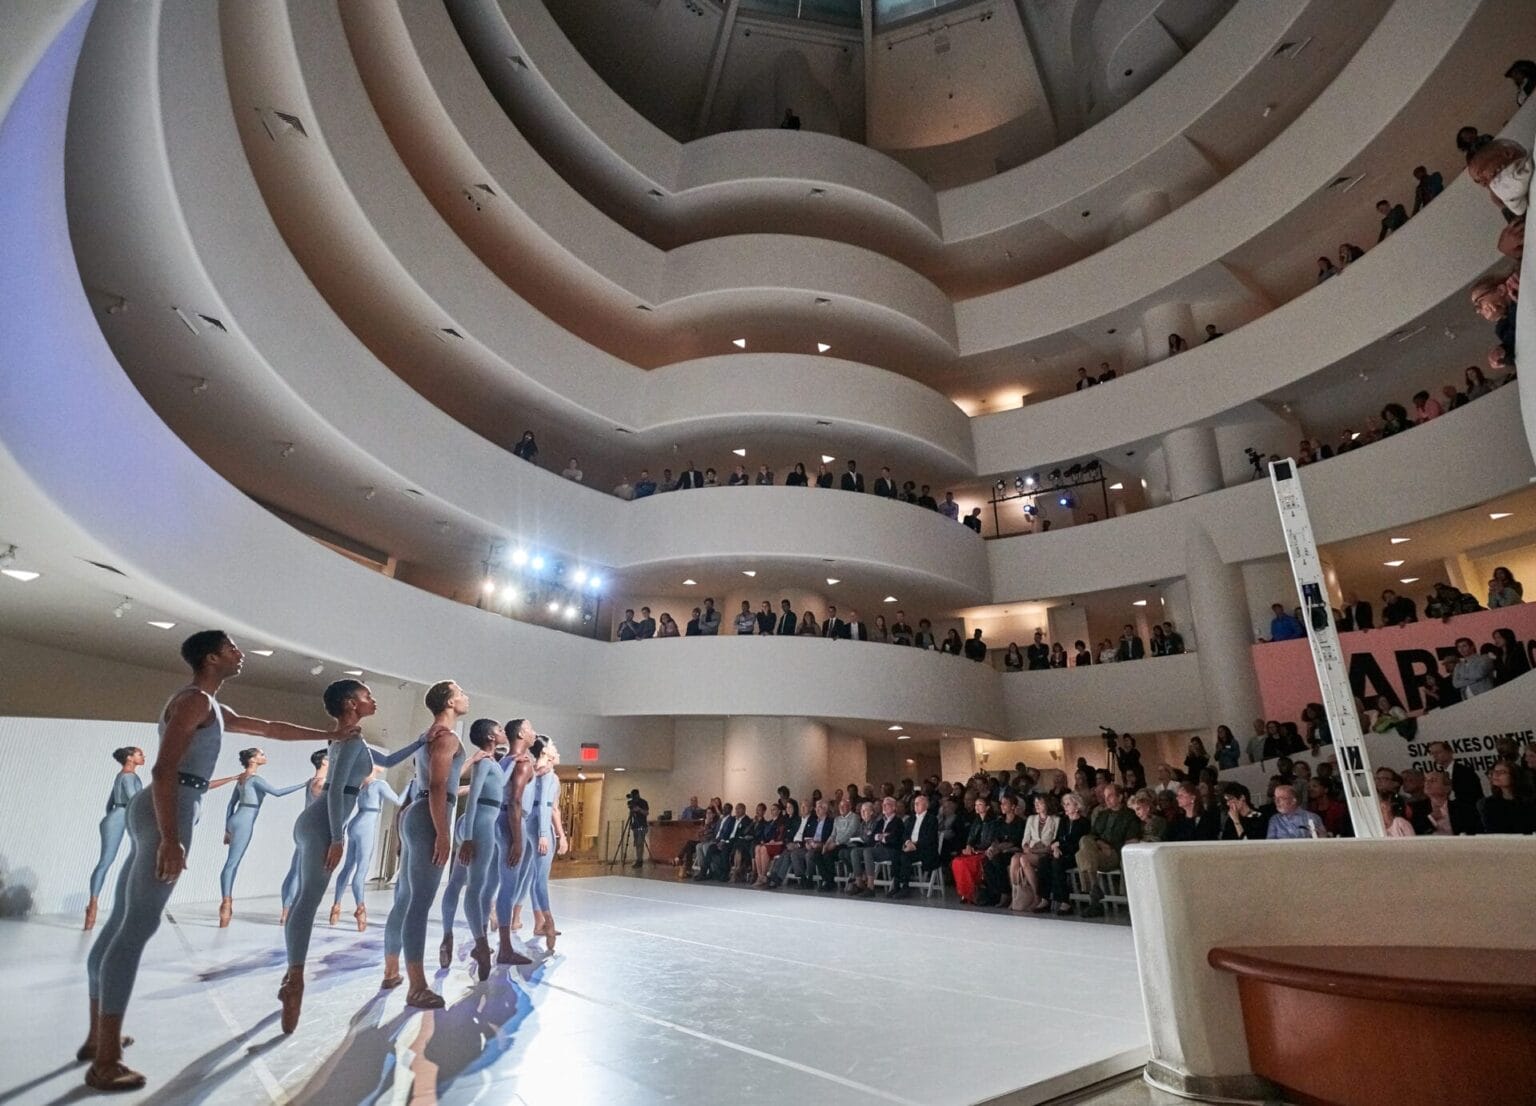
{"left": 368, "top": 738, "right": 425, "bottom": 769}
{"left": 220, "top": 706, "right": 338, "bottom": 743}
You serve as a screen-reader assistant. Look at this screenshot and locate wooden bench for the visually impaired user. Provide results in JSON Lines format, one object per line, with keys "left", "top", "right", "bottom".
{"left": 1208, "top": 944, "right": 1536, "bottom": 1106}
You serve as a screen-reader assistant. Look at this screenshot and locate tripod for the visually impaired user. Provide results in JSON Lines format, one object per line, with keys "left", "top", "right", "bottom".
{"left": 606, "top": 818, "right": 656, "bottom": 868}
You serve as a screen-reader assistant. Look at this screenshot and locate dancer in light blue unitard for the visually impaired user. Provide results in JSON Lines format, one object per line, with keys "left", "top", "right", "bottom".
{"left": 436, "top": 719, "right": 509, "bottom": 979}
{"left": 493, "top": 719, "right": 535, "bottom": 965}
{"left": 216, "top": 748, "right": 308, "bottom": 927}
{"left": 277, "top": 748, "right": 330, "bottom": 923}
{"left": 328, "top": 766, "right": 403, "bottom": 931}
{"left": 83, "top": 746, "right": 144, "bottom": 932}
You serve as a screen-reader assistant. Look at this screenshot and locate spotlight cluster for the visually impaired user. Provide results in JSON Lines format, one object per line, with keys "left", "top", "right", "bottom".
{"left": 480, "top": 546, "right": 604, "bottom": 627}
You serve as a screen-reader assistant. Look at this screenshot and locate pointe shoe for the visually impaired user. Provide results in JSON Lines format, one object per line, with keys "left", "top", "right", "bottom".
{"left": 469, "top": 937, "right": 492, "bottom": 982}
{"left": 84, "top": 1061, "right": 146, "bottom": 1091}
{"left": 218, "top": 898, "right": 233, "bottom": 928}
{"left": 278, "top": 972, "right": 304, "bottom": 1035}
{"left": 354, "top": 905, "right": 367, "bottom": 932}
{"left": 405, "top": 986, "right": 445, "bottom": 1010}
{"left": 75, "top": 1036, "right": 134, "bottom": 1062}
{"left": 438, "top": 935, "right": 453, "bottom": 970}
{"left": 328, "top": 903, "right": 342, "bottom": 926}
{"left": 83, "top": 898, "right": 98, "bottom": 931}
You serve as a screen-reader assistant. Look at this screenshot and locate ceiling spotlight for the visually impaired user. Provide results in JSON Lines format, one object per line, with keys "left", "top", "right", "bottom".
{"left": 1389, "top": 537, "right": 1411, "bottom": 545}
{"left": 1109, "top": 482, "right": 1124, "bottom": 490}
{"left": 309, "top": 663, "right": 324, "bottom": 676}
{"left": 563, "top": 604, "right": 577, "bottom": 619}
{"left": 994, "top": 479, "right": 1006, "bottom": 494}
{"left": 530, "top": 555, "right": 546, "bottom": 571}
{"left": 482, "top": 578, "right": 496, "bottom": 594}
{"left": 884, "top": 595, "right": 897, "bottom": 603}
{"left": 1, "top": 568, "right": 40, "bottom": 582}
{"left": 742, "top": 570, "right": 757, "bottom": 577}
{"left": 1140, "top": 479, "right": 1149, "bottom": 489}
{"left": 1047, "top": 468, "right": 1063, "bottom": 483}
{"left": 343, "top": 669, "right": 363, "bottom": 676}
{"left": 1025, "top": 474, "right": 1038, "bottom": 487}
{"left": 1022, "top": 503, "right": 1039, "bottom": 518}
{"left": 826, "top": 577, "right": 840, "bottom": 586}
{"left": 1058, "top": 493, "right": 1075, "bottom": 508}
{"left": 511, "top": 548, "right": 529, "bottom": 567}
{"left": 683, "top": 578, "right": 697, "bottom": 586}
{"left": 571, "top": 568, "right": 589, "bottom": 585}
{"left": 731, "top": 338, "right": 747, "bottom": 349}
{"left": 1399, "top": 577, "right": 1420, "bottom": 584}
{"left": 547, "top": 600, "right": 560, "bottom": 612}
{"left": 1350, "top": 432, "right": 1362, "bottom": 441}
{"left": 587, "top": 576, "right": 603, "bottom": 591}
{"left": 112, "top": 598, "right": 133, "bottom": 619}
{"left": 147, "top": 620, "right": 176, "bottom": 630}
{"left": 821, "top": 455, "right": 835, "bottom": 464}
{"left": 816, "top": 342, "right": 831, "bottom": 353}
{"left": 732, "top": 448, "right": 746, "bottom": 457}
{"left": 251, "top": 649, "right": 274, "bottom": 657}
{"left": 1383, "top": 560, "right": 1405, "bottom": 568}
{"left": 1490, "top": 512, "right": 1513, "bottom": 520}
{"left": 501, "top": 584, "right": 518, "bottom": 601}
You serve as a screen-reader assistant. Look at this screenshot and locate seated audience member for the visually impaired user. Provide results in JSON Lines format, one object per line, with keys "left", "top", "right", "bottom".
{"left": 633, "top": 470, "right": 658, "bottom": 498}
{"left": 1075, "top": 784, "right": 1141, "bottom": 916}
{"left": 734, "top": 602, "right": 756, "bottom": 636}
{"left": 1316, "top": 256, "right": 1339, "bottom": 283}
{"left": 755, "top": 601, "right": 776, "bottom": 637}
{"left": 840, "top": 461, "right": 864, "bottom": 492}
{"left": 1166, "top": 782, "right": 1221, "bottom": 841}
{"left": 963, "top": 629, "right": 988, "bottom": 662}
{"left": 1266, "top": 785, "right": 1325, "bottom": 838}
{"left": 1369, "top": 695, "right": 1408, "bottom": 735}
{"left": 675, "top": 806, "right": 719, "bottom": 876}
{"left": 914, "top": 619, "right": 937, "bottom": 649}
{"left": 1375, "top": 199, "right": 1408, "bottom": 241}
{"left": 891, "top": 794, "right": 939, "bottom": 898}
{"left": 1035, "top": 793, "right": 1091, "bottom": 915}
{"left": 1470, "top": 270, "right": 1518, "bottom": 366}
{"left": 1127, "top": 789, "right": 1167, "bottom": 843}
{"left": 1049, "top": 642, "right": 1068, "bottom": 668}
{"left": 680, "top": 796, "right": 707, "bottom": 821}
{"left": 694, "top": 805, "right": 742, "bottom": 880}
{"left": 936, "top": 797, "right": 962, "bottom": 863}
{"left": 1494, "top": 628, "right": 1531, "bottom": 684}
{"left": 1411, "top": 165, "right": 1444, "bottom": 212}
{"left": 890, "top": 611, "right": 914, "bottom": 646}
{"left": 1010, "top": 794, "right": 1061, "bottom": 911}
{"left": 860, "top": 798, "right": 905, "bottom": 895}
{"left": 951, "top": 798, "right": 998, "bottom": 904}
{"left": 1307, "top": 780, "right": 1349, "bottom": 837}
{"left": 1421, "top": 771, "right": 1474, "bottom": 835}
{"left": 841, "top": 800, "right": 881, "bottom": 896}
{"left": 1338, "top": 242, "right": 1365, "bottom": 268}
{"left": 964, "top": 507, "right": 983, "bottom": 533}
{"left": 785, "top": 463, "right": 809, "bottom": 487}
{"left": 977, "top": 795, "right": 1026, "bottom": 906}
{"left": 813, "top": 797, "right": 857, "bottom": 889}
{"left": 1214, "top": 726, "right": 1242, "bottom": 770}
{"left": 1003, "top": 643, "right": 1025, "bottom": 671}
{"left": 699, "top": 598, "right": 722, "bottom": 636}
{"left": 751, "top": 803, "right": 792, "bottom": 886}
{"left": 657, "top": 613, "right": 680, "bottom": 638}
{"left": 797, "top": 610, "right": 820, "bottom": 637}
{"left": 1453, "top": 636, "right": 1496, "bottom": 698}
{"left": 512, "top": 430, "right": 538, "bottom": 463}
{"left": 941, "top": 628, "right": 964, "bottom": 656}
{"left": 613, "top": 474, "right": 635, "bottom": 500}
{"left": 1411, "top": 390, "right": 1443, "bottom": 423}
{"left": 870, "top": 614, "right": 890, "bottom": 644}
{"left": 916, "top": 485, "right": 938, "bottom": 511}
{"left": 771, "top": 798, "right": 828, "bottom": 887}
{"left": 1488, "top": 566, "right": 1525, "bottom": 608}
{"left": 1026, "top": 630, "right": 1050, "bottom": 670}
{"left": 617, "top": 609, "right": 640, "bottom": 641}
{"left": 939, "top": 492, "right": 960, "bottom": 521}
{"left": 1116, "top": 625, "right": 1145, "bottom": 661}
{"left": 1380, "top": 588, "right": 1418, "bottom": 625}
{"left": 1381, "top": 796, "right": 1417, "bottom": 837}
{"left": 1468, "top": 138, "right": 1531, "bottom": 217}
{"left": 1219, "top": 783, "right": 1270, "bottom": 840}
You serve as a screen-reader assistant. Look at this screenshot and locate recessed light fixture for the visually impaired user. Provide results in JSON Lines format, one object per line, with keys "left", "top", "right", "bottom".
{"left": 613, "top": 766, "right": 626, "bottom": 772}
{"left": 1109, "top": 482, "right": 1124, "bottom": 491}
{"left": 816, "top": 342, "right": 831, "bottom": 353}
{"left": 1383, "top": 560, "right": 1405, "bottom": 568}
{"left": 731, "top": 338, "right": 747, "bottom": 349}
{"left": 1140, "top": 479, "right": 1148, "bottom": 489}
{"left": 683, "top": 578, "right": 697, "bottom": 586}
{"left": 883, "top": 595, "right": 897, "bottom": 603}
{"left": 826, "top": 577, "right": 840, "bottom": 586}
{"left": 0, "top": 569, "right": 40, "bottom": 582}
{"left": 1490, "top": 512, "right": 1513, "bottom": 520}
{"left": 888, "top": 724, "right": 903, "bottom": 731}
{"left": 1399, "top": 577, "right": 1420, "bottom": 584}
{"left": 821, "top": 454, "right": 835, "bottom": 464}
{"left": 1389, "top": 537, "right": 1411, "bottom": 545}
{"left": 251, "top": 649, "right": 274, "bottom": 657}
{"left": 1132, "top": 600, "right": 1148, "bottom": 607}
{"left": 732, "top": 448, "right": 746, "bottom": 457}
{"left": 147, "top": 620, "right": 176, "bottom": 630}
{"left": 343, "top": 669, "right": 363, "bottom": 676}
{"left": 1351, "top": 432, "right": 1362, "bottom": 441}
{"left": 897, "top": 734, "right": 911, "bottom": 741}
{"left": 742, "top": 570, "right": 756, "bottom": 577}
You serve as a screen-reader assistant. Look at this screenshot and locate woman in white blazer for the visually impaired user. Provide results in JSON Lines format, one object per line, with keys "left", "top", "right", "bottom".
{"left": 1009, "top": 795, "right": 1062, "bottom": 912}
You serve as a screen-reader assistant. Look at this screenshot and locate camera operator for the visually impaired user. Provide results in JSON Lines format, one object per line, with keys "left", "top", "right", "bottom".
{"left": 626, "top": 789, "right": 650, "bottom": 870}
{"left": 1102, "top": 727, "right": 1143, "bottom": 789}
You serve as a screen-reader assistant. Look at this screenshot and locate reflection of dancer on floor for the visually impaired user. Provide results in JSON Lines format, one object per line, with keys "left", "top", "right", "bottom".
{"left": 528, "top": 742, "right": 569, "bottom": 953}
{"left": 382, "top": 681, "right": 469, "bottom": 1009}
{"left": 83, "top": 747, "right": 144, "bottom": 931}
{"left": 278, "top": 749, "right": 329, "bottom": 925}
{"left": 217, "top": 749, "right": 308, "bottom": 927}
{"left": 79, "top": 630, "right": 335, "bottom": 1092}
{"left": 328, "top": 766, "right": 403, "bottom": 931}
{"left": 493, "top": 720, "right": 535, "bottom": 965}
{"left": 277, "top": 678, "right": 384, "bottom": 1033}
{"left": 448, "top": 720, "right": 512, "bottom": 980}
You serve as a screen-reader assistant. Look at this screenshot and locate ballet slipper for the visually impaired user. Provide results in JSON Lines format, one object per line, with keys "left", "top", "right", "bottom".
{"left": 354, "top": 905, "right": 367, "bottom": 932}
{"left": 405, "top": 986, "right": 445, "bottom": 1010}
{"left": 83, "top": 898, "right": 98, "bottom": 931}
{"left": 328, "top": 902, "right": 341, "bottom": 926}
{"left": 218, "top": 898, "right": 232, "bottom": 928}
{"left": 84, "top": 1061, "right": 146, "bottom": 1091}
{"left": 379, "top": 973, "right": 404, "bottom": 990}
{"left": 75, "top": 1036, "right": 135, "bottom": 1062}
{"left": 438, "top": 935, "right": 453, "bottom": 970}
{"left": 278, "top": 972, "right": 304, "bottom": 1035}
{"left": 469, "top": 937, "right": 492, "bottom": 982}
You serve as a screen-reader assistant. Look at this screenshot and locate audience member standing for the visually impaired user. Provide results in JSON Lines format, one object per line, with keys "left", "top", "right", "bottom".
{"left": 637, "top": 608, "right": 656, "bottom": 640}
{"left": 1376, "top": 199, "right": 1408, "bottom": 241}
{"left": 512, "top": 431, "right": 538, "bottom": 464}
{"left": 1411, "top": 165, "right": 1444, "bottom": 212}
{"left": 1116, "top": 625, "right": 1145, "bottom": 660}
{"left": 699, "top": 598, "right": 722, "bottom": 636}
{"left": 963, "top": 629, "right": 987, "bottom": 662}
{"left": 734, "top": 602, "right": 756, "bottom": 636}
{"left": 775, "top": 600, "right": 797, "bottom": 636}
{"left": 873, "top": 468, "right": 897, "bottom": 497}
{"left": 1026, "top": 630, "right": 1050, "bottom": 670}
{"left": 840, "top": 461, "right": 864, "bottom": 492}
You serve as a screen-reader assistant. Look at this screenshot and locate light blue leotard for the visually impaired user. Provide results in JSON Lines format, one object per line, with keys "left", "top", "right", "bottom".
{"left": 438, "top": 812, "right": 473, "bottom": 943}
{"left": 282, "top": 737, "right": 371, "bottom": 965}
{"left": 219, "top": 774, "right": 307, "bottom": 898}
{"left": 332, "top": 774, "right": 403, "bottom": 908}
{"left": 493, "top": 754, "right": 526, "bottom": 926}
{"left": 508, "top": 768, "right": 549, "bottom": 912}
{"left": 384, "top": 728, "right": 466, "bottom": 964}
{"left": 88, "top": 771, "right": 143, "bottom": 898}
{"left": 528, "top": 771, "right": 557, "bottom": 913}
{"left": 456, "top": 757, "right": 510, "bottom": 943}
{"left": 279, "top": 780, "right": 326, "bottom": 908}
{"left": 87, "top": 687, "right": 224, "bottom": 1016}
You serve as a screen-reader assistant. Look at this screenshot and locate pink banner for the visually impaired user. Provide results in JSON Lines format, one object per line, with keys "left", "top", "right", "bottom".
{"left": 1252, "top": 602, "right": 1536, "bottom": 723}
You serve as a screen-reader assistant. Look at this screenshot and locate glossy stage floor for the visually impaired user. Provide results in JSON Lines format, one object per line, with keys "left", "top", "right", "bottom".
{"left": 0, "top": 877, "right": 1149, "bottom": 1105}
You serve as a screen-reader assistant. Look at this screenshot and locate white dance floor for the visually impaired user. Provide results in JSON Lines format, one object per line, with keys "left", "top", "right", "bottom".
{"left": 0, "top": 877, "right": 1148, "bottom": 1105}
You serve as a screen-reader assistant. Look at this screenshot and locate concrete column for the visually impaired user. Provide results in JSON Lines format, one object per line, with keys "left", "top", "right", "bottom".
{"left": 1047, "top": 604, "right": 1091, "bottom": 659}
{"left": 1184, "top": 525, "right": 1264, "bottom": 734}
{"left": 827, "top": 729, "right": 868, "bottom": 792}
{"left": 940, "top": 736, "right": 977, "bottom": 782}
{"left": 1161, "top": 424, "right": 1224, "bottom": 501}
{"left": 723, "top": 716, "right": 828, "bottom": 803}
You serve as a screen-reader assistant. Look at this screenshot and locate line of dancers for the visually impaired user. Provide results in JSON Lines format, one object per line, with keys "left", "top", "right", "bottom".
{"left": 77, "top": 629, "right": 566, "bottom": 1093}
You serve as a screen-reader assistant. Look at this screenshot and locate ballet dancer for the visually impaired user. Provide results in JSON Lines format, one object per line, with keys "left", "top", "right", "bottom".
{"left": 438, "top": 719, "right": 511, "bottom": 979}
{"left": 79, "top": 630, "right": 336, "bottom": 1092}
{"left": 381, "top": 680, "right": 468, "bottom": 1008}
{"left": 276, "top": 678, "right": 383, "bottom": 1032}
{"left": 217, "top": 748, "right": 309, "bottom": 927}
{"left": 527, "top": 741, "right": 569, "bottom": 952}
{"left": 497, "top": 727, "right": 541, "bottom": 964}
{"left": 83, "top": 747, "right": 144, "bottom": 931}
{"left": 328, "top": 765, "right": 402, "bottom": 930}
{"left": 277, "top": 748, "right": 329, "bottom": 925}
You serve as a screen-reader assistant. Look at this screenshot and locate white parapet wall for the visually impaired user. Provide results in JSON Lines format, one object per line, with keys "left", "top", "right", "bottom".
{"left": 1122, "top": 837, "right": 1536, "bottom": 1099}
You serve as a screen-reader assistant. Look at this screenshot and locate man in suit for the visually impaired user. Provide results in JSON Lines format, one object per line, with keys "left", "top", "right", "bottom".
{"left": 892, "top": 794, "right": 939, "bottom": 898}
{"left": 1427, "top": 741, "right": 1484, "bottom": 806}
{"left": 617, "top": 609, "right": 640, "bottom": 641}
{"left": 890, "top": 611, "right": 913, "bottom": 646}
{"left": 755, "top": 601, "right": 776, "bottom": 636}
{"left": 1116, "top": 625, "right": 1144, "bottom": 661}
{"left": 915, "top": 485, "right": 938, "bottom": 510}
{"left": 771, "top": 799, "right": 830, "bottom": 887}
{"left": 637, "top": 607, "right": 657, "bottom": 640}
{"left": 840, "top": 461, "right": 864, "bottom": 493}
{"left": 874, "top": 467, "right": 897, "bottom": 498}
{"left": 675, "top": 461, "right": 704, "bottom": 490}
{"left": 1026, "top": 629, "right": 1050, "bottom": 670}
{"left": 693, "top": 804, "right": 739, "bottom": 879}
{"left": 823, "top": 605, "right": 845, "bottom": 639}
{"left": 859, "top": 798, "right": 905, "bottom": 896}
{"left": 685, "top": 607, "right": 702, "bottom": 636}
{"left": 844, "top": 609, "right": 868, "bottom": 641}
{"left": 776, "top": 599, "right": 797, "bottom": 636}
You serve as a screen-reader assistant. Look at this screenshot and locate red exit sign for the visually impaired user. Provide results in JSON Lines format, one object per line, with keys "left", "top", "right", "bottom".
{"left": 579, "top": 743, "right": 600, "bottom": 763}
